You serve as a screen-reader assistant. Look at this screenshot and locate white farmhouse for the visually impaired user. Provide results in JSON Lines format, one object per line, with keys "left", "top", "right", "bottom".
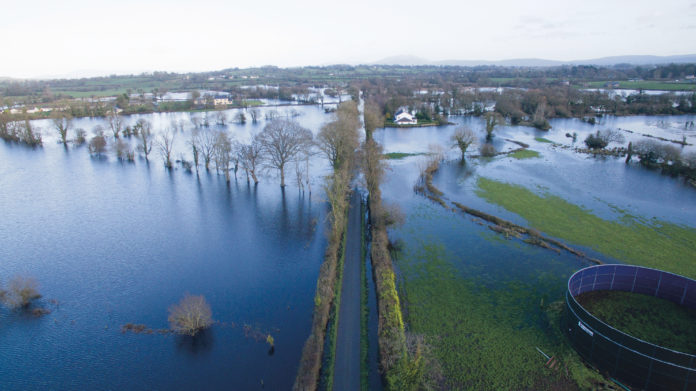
{"left": 394, "top": 107, "right": 417, "bottom": 125}
{"left": 214, "top": 95, "right": 232, "bottom": 106}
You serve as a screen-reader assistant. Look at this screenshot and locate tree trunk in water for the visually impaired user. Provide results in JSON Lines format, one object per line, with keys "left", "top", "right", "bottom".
{"left": 280, "top": 164, "right": 285, "bottom": 187}
{"left": 625, "top": 142, "right": 633, "bottom": 164}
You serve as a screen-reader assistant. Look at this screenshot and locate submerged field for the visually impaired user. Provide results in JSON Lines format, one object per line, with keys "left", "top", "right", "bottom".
{"left": 376, "top": 114, "right": 696, "bottom": 389}
{"left": 391, "top": 201, "right": 605, "bottom": 389}
{"left": 577, "top": 290, "right": 696, "bottom": 354}
{"left": 0, "top": 105, "right": 332, "bottom": 389}
{"left": 475, "top": 177, "right": 696, "bottom": 279}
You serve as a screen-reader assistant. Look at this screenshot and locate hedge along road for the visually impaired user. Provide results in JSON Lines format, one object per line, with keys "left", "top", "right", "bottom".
{"left": 333, "top": 190, "right": 362, "bottom": 390}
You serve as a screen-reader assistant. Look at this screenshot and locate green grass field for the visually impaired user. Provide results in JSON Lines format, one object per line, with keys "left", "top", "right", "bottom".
{"left": 398, "top": 241, "right": 603, "bottom": 390}
{"left": 475, "top": 178, "right": 696, "bottom": 278}
{"left": 535, "top": 137, "right": 554, "bottom": 143}
{"left": 577, "top": 290, "right": 696, "bottom": 354}
{"left": 509, "top": 149, "right": 541, "bottom": 160}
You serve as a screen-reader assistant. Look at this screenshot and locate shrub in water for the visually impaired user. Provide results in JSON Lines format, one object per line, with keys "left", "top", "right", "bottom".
{"left": 0, "top": 276, "right": 41, "bottom": 309}
{"left": 168, "top": 294, "right": 213, "bottom": 336}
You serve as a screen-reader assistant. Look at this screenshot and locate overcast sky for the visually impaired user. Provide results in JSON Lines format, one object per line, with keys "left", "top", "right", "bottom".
{"left": 2, "top": 0, "right": 695, "bottom": 78}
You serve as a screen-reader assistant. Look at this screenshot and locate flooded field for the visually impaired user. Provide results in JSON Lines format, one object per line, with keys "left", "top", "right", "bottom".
{"left": 375, "top": 114, "right": 696, "bottom": 388}
{"left": 0, "top": 105, "right": 333, "bottom": 389}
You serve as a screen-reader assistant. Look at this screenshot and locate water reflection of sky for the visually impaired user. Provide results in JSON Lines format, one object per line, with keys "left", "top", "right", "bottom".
{"left": 376, "top": 114, "right": 696, "bottom": 228}
{"left": 0, "top": 105, "right": 335, "bottom": 389}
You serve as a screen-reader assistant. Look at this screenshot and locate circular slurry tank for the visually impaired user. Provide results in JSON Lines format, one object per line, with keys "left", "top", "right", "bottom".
{"left": 565, "top": 264, "right": 696, "bottom": 391}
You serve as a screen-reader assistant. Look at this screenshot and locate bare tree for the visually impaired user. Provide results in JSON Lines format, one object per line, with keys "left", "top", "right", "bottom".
{"left": 167, "top": 294, "right": 213, "bottom": 336}
{"left": 171, "top": 119, "right": 186, "bottom": 133}
{"left": 249, "top": 108, "right": 260, "bottom": 124}
{"left": 363, "top": 102, "right": 383, "bottom": 139}
{"left": 157, "top": 128, "right": 176, "bottom": 168}
{"left": 108, "top": 108, "right": 123, "bottom": 138}
{"left": 451, "top": 126, "right": 475, "bottom": 160}
{"left": 257, "top": 119, "right": 313, "bottom": 187}
{"left": 294, "top": 160, "right": 304, "bottom": 191}
{"left": 74, "top": 128, "right": 87, "bottom": 145}
{"left": 363, "top": 138, "right": 385, "bottom": 198}
{"left": 136, "top": 119, "right": 153, "bottom": 160}
{"left": 234, "top": 112, "right": 246, "bottom": 124}
{"left": 214, "top": 131, "right": 233, "bottom": 182}
{"left": 317, "top": 101, "right": 360, "bottom": 170}
{"left": 89, "top": 134, "right": 107, "bottom": 155}
{"left": 215, "top": 111, "right": 228, "bottom": 126}
{"left": 52, "top": 114, "right": 73, "bottom": 145}
{"left": 238, "top": 136, "right": 263, "bottom": 184}
{"left": 93, "top": 124, "right": 106, "bottom": 137}
{"left": 114, "top": 138, "right": 134, "bottom": 161}
{"left": 189, "top": 130, "right": 201, "bottom": 173}
{"left": 0, "top": 111, "right": 11, "bottom": 140}
{"left": 0, "top": 276, "right": 41, "bottom": 309}
{"left": 484, "top": 112, "right": 502, "bottom": 141}
{"left": 198, "top": 130, "right": 217, "bottom": 170}
{"left": 190, "top": 113, "right": 201, "bottom": 129}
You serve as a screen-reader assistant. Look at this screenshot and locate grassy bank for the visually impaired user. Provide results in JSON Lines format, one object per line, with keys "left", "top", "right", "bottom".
{"left": 475, "top": 177, "right": 696, "bottom": 278}
{"left": 295, "top": 101, "right": 358, "bottom": 391}
{"left": 294, "top": 210, "right": 346, "bottom": 390}
{"left": 577, "top": 290, "right": 696, "bottom": 354}
{"left": 383, "top": 120, "right": 446, "bottom": 128}
{"left": 319, "top": 234, "right": 346, "bottom": 390}
{"left": 509, "top": 149, "right": 541, "bottom": 160}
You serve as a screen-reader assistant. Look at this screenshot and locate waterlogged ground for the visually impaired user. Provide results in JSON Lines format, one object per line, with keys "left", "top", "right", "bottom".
{"left": 376, "top": 114, "right": 696, "bottom": 388}
{"left": 0, "top": 105, "right": 333, "bottom": 390}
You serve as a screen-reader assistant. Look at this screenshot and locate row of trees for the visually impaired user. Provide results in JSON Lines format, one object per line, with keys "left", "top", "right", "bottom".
{"left": 48, "top": 111, "right": 315, "bottom": 187}
{"left": 294, "top": 101, "right": 361, "bottom": 390}
{"left": 0, "top": 113, "right": 43, "bottom": 146}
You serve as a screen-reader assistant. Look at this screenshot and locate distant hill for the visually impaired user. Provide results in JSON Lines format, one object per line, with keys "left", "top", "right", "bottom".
{"left": 372, "top": 55, "right": 432, "bottom": 66}
{"left": 373, "top": 54, "right": 696, "bottom": 67}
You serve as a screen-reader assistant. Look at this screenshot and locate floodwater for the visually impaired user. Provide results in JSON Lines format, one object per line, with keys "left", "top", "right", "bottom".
{"left": 0, "top": 105, "right": 334, "bottom": 390}
{"left": 375, "top": 113, "right": 696, "bottom": 386}
{"left": 375, "top": 114, "right": 696, "bottom": 227}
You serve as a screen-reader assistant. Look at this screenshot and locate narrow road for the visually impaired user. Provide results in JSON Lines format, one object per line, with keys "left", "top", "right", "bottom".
{"left": 333, "top": 190, "right": 362, "bottom": 391}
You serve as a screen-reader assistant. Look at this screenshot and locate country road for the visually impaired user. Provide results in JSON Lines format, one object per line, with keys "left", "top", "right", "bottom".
{"left": 333, "top": 190, "right": 362, "bottom": 391}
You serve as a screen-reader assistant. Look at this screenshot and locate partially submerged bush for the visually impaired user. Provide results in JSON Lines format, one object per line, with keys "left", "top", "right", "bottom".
{"left": 584, "top": 129, "right": 624, "bottom": 149}
{"left": 382, "top": 203, "right": 405, "bottom": 227}
{"left": 168, "top": 294, "right": 213, "bottom": 336}
{"left": 480, "top": 143, "right": 496, "bottom": 157}
{"left": 89, "top": 135, "right": 107, "bottom": 155}
{"left": 114, "top": 138, "right": 133, "bottom": 161}
{"left": 31, "top": 308, "right": 51, "bottom": 317}
{"left": 74, "top": 128, "right": 87, "bottom": 145}
{"left": 0, "top": 276, "right": 41, "bottom": 309}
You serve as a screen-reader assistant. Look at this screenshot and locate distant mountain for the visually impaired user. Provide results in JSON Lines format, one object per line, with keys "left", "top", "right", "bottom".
{"left": 372, "top": 54, "right": 696, "bottom": 67}
{"left": 372, "top": 55, "right": 432, "bottom": 66}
